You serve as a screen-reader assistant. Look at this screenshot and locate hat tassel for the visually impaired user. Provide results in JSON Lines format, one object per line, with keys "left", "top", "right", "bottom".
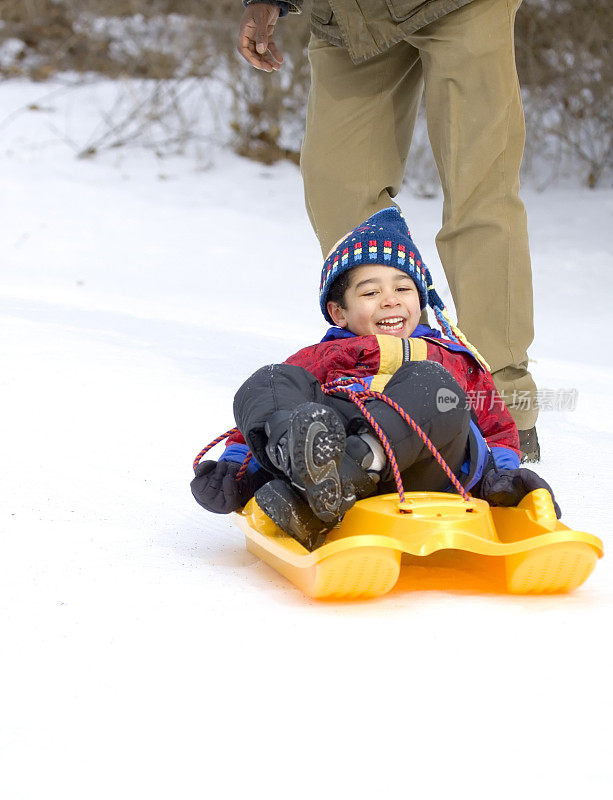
{"left": 433, "top": 306, "right": 492, "bottom": 372}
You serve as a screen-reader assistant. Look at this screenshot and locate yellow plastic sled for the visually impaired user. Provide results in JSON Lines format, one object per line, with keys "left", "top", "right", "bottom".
{"left": 232, "top": 489, "right": 603, "bottom": 600}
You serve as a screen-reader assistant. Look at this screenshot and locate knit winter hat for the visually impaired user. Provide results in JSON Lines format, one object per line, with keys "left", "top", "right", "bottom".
{"left": 319, "top": 207, "right": 491, "bottom": 371}
{"left": 319, "top": 207, "right": 444, "bottom": 320}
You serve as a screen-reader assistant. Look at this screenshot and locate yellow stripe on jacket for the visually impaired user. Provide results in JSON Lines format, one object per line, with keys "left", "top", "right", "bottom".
{"left": 372, "top": 335, "right": 427, "bottom": 392}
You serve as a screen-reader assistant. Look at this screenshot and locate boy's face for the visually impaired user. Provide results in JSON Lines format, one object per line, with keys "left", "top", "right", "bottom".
{"left": 326, "top": 265, "right": 422, "bottom": 338}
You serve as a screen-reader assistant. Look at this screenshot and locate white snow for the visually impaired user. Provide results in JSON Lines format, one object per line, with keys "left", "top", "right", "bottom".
{"left": 1, "top": 79, "right": 612, "bottom": 800}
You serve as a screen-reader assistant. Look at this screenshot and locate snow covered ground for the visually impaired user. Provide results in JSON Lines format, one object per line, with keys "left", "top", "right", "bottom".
{"left": 1, "top": 79, "right": 612, "bottom": 799}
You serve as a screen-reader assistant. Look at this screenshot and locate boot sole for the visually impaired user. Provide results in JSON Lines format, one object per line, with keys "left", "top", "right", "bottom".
{"left": 288, "top": 403, "right": 346, "bottom": 526}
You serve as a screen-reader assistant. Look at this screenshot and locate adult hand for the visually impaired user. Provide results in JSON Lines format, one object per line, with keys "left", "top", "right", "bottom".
{"left": 237, "top": 3, "right": 284, "bottom": 72}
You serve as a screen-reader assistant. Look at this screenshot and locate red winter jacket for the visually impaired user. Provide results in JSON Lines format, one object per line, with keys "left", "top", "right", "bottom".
{"left": 226, "top": 330, "right": 520, "bottom": 463}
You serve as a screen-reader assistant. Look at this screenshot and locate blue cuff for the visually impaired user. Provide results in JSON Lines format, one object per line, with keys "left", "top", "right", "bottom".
{"left": 219, "top": 443, "right": 264, "bottom": 476}
{"left": 243, "top": 0, "right": 290, "bottom": 17}
{"left": 459, "top": 420, "right": 490, "bottom": 490}
{"left": 490, "top": 446, "right": 521, "bottom": 470}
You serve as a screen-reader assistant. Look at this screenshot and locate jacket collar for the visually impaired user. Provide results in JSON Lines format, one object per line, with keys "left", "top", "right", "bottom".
{"left": 320, "top": 324, "right": 441, "bottom": 342}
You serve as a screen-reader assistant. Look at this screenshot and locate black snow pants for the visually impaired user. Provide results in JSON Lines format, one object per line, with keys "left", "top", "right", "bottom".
{"left": 233, "top": 361, "right": 475, "bottom": 494}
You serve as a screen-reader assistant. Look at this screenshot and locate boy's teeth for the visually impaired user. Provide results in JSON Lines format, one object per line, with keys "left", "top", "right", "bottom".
{"left": 378, "top": 317, "right": 404, "bottom": 327}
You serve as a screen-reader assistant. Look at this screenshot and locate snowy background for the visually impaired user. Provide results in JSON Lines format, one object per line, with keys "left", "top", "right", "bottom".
{"left": 1, "top": 78, "right": 613, "bottom": 799}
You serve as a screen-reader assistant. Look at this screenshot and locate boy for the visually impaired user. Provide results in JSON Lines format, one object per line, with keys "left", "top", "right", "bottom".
{"left": 192, "top": 208, "right": 558, "bottom": 550}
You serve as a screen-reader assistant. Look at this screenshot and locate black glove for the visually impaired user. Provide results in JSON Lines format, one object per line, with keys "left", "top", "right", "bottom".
{"left": 478, "top": 467, "right": 561, "bottom": 519}
{"left": 191, "top": 460, "right": 264, "bottom": 514}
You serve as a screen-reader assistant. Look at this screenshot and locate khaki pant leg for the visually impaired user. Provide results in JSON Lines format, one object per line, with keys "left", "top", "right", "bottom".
{"left": 301, "top": 35, "right": 423, "bottom": 257}
{"left": 408, "top": 0, "right": 537, "bottom": 428}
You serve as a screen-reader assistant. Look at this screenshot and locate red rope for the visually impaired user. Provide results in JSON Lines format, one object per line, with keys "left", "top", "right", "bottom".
{"left": 193, "top": 428, "right": 237, "bottom": 471}
{"left": 320, "top": 378, "right": 470, "bottom": 502}
{"left": 234, "top": 453, "right": 252, "bottom": 481}
{"left": 193, "top": 379, "right": 470, "bottom": 501}
{"left": 193, "top": 428, "right": 253, "bottom": 481}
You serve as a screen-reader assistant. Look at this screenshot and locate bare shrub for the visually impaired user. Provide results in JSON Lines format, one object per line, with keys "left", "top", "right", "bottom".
{"left": 225, "top": 16, "right": 310, "bottom": 166}
{"left": 0, "top": 1, "right": 306, "bottom": 164}
{"left": 0, "top": 0, "right": 219, "bottom": 79}
{"left": 0, "top": 0, "right": 95, "bottom": 80}
{"left": 0, "top": 0, "right": 611, "bottom": 185}
{"left": 516, "top": 0, "right": 613, "bottom": 187}
{"left": 70, "top": 78, "right": 221, "bottom": 162}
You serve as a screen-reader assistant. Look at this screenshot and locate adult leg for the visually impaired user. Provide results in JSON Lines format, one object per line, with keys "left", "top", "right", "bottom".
{"left": 301, "top": 35, "right": 423, "bottom": 257}
{"left": 408, "top": 0, "right": 538, "bottom": 430}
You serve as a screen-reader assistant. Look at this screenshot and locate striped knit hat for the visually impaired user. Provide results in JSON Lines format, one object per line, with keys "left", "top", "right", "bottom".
{"left": 319, "top": 207, "right": 491, "bottom": 371}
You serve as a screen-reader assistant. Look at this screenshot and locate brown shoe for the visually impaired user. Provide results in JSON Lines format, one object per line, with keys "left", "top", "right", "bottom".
{"left": 519, "top": 427, "right": 541, "bottom": 463}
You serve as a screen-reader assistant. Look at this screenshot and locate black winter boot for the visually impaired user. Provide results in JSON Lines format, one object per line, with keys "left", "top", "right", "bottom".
{"left": 254, "top": 479, "right": 330, "bottom": 551}
{"left": 264, "top": 403, "right": 377, "bottom": 527}
{"left": 519, "top": 427, "right": 540, "bottom": 463}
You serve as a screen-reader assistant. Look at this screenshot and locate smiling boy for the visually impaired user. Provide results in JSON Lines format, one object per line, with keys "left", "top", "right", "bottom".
{"left": 191, "top": 208, "right": 558, "bottom": 550}
{"left": 326, "top": 263, "right": 422, "bottom": 337}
